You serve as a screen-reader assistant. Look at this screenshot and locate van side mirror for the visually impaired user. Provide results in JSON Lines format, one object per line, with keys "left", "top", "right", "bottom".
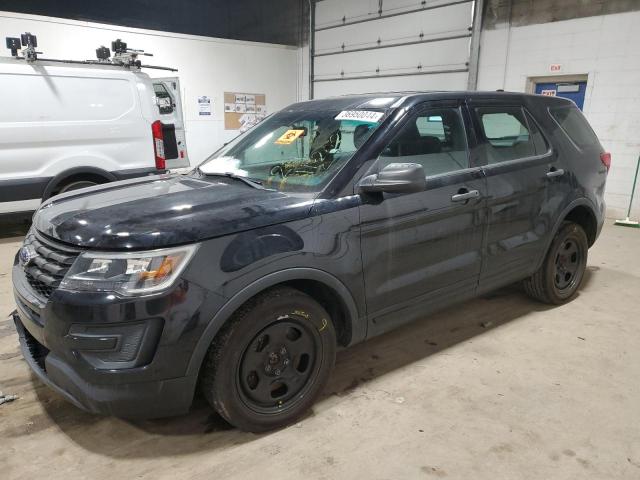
{"left": 358, "top": 163, "right": 426, "bottom": 195}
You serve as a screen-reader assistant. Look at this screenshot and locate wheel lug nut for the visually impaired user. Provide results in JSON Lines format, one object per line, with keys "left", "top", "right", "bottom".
{"left": 274, "top": 369, "right": 281, "bottom": 376}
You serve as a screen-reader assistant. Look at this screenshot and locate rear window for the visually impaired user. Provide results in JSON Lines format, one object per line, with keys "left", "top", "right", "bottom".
{"left": 550, "top": 106, "right": 600, "bottom": 149}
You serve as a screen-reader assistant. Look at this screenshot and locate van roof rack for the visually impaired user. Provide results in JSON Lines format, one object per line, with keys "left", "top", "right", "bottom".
{"left": 5, "top": 32, "right": 177, "bottom": 72}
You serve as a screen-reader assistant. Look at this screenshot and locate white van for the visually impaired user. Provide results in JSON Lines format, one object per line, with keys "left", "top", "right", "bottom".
{"left": 0, "top": 57, "right": 189, "bottom": 215}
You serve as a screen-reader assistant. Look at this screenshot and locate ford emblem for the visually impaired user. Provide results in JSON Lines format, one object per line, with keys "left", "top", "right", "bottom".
{"left": 19, "top": 245, "right": 37, "bottom": 267}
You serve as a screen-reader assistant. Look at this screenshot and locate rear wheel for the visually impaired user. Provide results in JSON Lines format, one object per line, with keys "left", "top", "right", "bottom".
{"left": 200, "top": 287, "right": 336, "bottom": 432}
{"left": 57, "top": 179, "right": 98, "bottom": 194}
{"left": 523, "top": 221, "right": 588, "bottom": 304}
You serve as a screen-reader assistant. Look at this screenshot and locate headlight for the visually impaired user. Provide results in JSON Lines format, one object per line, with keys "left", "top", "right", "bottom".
{"left": 60, "top": 244, "right": 198, "bottom": 296}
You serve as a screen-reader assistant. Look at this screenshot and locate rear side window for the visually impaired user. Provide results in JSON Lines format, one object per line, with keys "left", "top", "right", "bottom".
{"left": 550, "top": 106, "right": 600, "bottom": 149}
{"left": 476, "top": 106, "right": 536, "bottom": 163}
{"left": 525, "top": 110, "right": 550, "bottom": 155}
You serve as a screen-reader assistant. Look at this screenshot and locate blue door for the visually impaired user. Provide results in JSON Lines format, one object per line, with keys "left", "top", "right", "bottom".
{"left": 535, "top": 81, "right": 587, "bottom": 110}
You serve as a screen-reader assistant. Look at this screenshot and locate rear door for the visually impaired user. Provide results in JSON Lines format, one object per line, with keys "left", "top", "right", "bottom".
{"left": 152, "top": 78, "right": 189, "bottom": 169}
{"left": 468, "top": 98, "right": 558, "bottom": 293}
{"left": 359, "top": 100, "right": 487, "bottom": 337}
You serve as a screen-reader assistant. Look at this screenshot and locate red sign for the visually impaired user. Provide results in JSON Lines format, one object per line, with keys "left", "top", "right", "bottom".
{"left": 550, "top": 64, "right": 562, "bottom": 72}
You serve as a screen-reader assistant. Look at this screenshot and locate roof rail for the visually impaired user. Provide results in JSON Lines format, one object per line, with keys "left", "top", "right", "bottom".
{"left": 5, "top": 32, "right": 177, "bottom": 72}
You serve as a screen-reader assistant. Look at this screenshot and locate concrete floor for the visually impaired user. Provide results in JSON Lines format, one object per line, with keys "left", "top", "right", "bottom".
{"left": 1, "top": 221, "right": 638, "bottom": 479}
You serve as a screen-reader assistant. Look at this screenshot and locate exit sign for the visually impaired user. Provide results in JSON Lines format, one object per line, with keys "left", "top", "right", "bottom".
{"left": 550, "top": 64, "right": 562, "bottom": 72}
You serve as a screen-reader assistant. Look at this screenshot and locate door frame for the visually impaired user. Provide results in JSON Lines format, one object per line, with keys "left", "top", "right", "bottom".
{"left": 525, "top": 74, "right": 589, "bottom": 94}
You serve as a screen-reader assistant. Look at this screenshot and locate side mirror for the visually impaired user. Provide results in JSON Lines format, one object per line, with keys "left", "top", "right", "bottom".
{"left": 358, "top": 163, "right": 426, "bottom": 195}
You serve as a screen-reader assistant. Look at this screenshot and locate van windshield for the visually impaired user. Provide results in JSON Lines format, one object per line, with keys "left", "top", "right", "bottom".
{"left": 198, "top": 108, "right": 387, "bottom": 193}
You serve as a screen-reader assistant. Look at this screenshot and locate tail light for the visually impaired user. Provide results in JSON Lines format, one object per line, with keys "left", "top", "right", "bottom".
{"left": 600, "top": 152, "right": 611, "bottom": 171}
{"left": 151, "top": 120, "right": 166, "bottom": 170}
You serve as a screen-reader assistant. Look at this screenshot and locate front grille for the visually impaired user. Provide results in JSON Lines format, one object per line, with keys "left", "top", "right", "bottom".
{"left": 22, "top": 232, "right": 80, "bottom": 300}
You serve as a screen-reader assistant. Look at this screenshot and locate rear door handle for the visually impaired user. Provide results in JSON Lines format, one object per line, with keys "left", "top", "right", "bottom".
{"left": 546, "top": 168, "right": 565, "bottom": 178}
{"left": 451, "top": 189, "right": 480, "bottom": 202}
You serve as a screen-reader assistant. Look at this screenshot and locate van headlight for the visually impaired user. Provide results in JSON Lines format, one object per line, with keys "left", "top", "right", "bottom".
{"left": 60, "top": 245, "right": 198, "bottom": 296}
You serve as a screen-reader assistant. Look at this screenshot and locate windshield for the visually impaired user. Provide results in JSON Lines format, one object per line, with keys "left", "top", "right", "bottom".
{"left": 199, "top": 108, "right": 388, "bottom": 193}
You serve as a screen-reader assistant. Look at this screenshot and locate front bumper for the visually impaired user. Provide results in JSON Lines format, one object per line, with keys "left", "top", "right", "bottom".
{"left": 12, "top": 259, "right": 220, "bottom": 418}
{"left": 13, "top": 314, "right": 195, "bottom": 417}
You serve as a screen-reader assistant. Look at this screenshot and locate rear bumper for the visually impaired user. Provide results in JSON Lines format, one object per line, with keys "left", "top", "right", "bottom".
{"left": 112, "top": 167, "right": 166, "bottom": 180}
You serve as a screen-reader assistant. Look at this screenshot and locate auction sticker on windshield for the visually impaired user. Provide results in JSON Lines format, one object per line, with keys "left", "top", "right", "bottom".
{"left": 275, "top": 129, "right": 306, "bottom": 145}
{"left": 335, "top": 110, "right": 384, "bottom": 123}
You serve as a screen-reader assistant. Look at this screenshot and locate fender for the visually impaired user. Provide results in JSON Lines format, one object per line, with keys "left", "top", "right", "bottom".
{"left": 43, "top": 166, "right": 117, "bottom": 199}
{"left": 185, "top": 267, "right": 363, "bottom": 377}
{"left": 533, "top": 196, "right": 598, "bottom": 271}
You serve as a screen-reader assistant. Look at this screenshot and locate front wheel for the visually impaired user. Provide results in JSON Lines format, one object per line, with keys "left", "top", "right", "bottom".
{"left": 200, "top": 287, "right": 336, "bottom": 432}
{"left": 523, "top": 221, "right": 588, "bottom": 304}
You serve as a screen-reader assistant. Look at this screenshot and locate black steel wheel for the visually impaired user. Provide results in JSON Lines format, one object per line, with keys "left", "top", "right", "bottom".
{"left": 238, "top": 319, "right": 321, "bottom": 414}
{"left": 524, "top": 221, "right": 588, "bottom": 304}
{"left": 553, "top": 237, "right": 582, "bottom": 291}
{"left": 200, "top": 287, "right": 336, "bottom": 432}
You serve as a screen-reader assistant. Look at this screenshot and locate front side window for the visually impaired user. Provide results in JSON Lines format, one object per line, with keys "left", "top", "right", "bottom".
{"left": 379, "top": 107, "right": 469, "bottom": 176}
{"left": 476, "top": 106, "right": 536, "bottom": 163}
{"left": 199, "top": 108, "right": 387, "bottom": 193}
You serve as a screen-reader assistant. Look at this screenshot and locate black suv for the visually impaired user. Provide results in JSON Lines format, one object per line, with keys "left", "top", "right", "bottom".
{"left": 12, "top": 92, "right": 608, "bottom": 431}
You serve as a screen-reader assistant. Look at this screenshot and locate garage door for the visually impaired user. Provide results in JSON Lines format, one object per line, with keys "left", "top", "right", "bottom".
{"left": 313, "top": 0, "right": 475, "bottom": 98}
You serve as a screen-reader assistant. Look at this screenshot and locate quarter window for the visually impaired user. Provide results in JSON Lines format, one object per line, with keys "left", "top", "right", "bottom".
{"left": 550, "top": 105, "right": 600, "bottom": 149}
{"left": 379, "top": 107, "right": 469, "bottom": 177}
{"left": 476, "top": 107, "right": 536, "bottom": 163}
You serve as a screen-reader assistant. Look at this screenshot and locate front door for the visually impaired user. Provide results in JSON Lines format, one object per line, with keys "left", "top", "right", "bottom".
{"left": 358, "top": 102, "right": 487, "bottom": 337}
{"left": 468, "top": 100, "right": 557, "bottom": 293}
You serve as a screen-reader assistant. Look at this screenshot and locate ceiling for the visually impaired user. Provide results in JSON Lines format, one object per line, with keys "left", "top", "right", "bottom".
{"left": 0, "top": 0, "right": 309, "bottom": 46}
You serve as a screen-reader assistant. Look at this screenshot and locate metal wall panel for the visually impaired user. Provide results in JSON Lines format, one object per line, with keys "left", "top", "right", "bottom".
{"left": 314, "top": 37, "right": 471, "bottom": 80}
{"left": 312, "top": 0, "right": 474, "bottom": 97}
{"left": 313, "top": 71, "right": 469, "bottom": 97}
{"left": 315, "top": 2, "right": 472, "bottom": 56}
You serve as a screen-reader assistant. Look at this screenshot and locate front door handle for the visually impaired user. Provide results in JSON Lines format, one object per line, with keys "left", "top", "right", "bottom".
{"left": 546, "top": 168, "right": 565, "bottom": 178}
{"left": 451, "top": 189, "right": 480, "bottom": 203}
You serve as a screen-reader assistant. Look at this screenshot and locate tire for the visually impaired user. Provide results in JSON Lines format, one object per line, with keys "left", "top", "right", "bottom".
{"left": 200, "top": 287, "right": 336, "bottom": 432}
{"left": 523, "top": 221, "right": 589, "bottom": 304}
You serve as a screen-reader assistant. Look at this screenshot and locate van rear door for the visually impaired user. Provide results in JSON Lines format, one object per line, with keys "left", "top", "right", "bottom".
{"left": 152, "top": 78, "right": 189, "bottom": 169}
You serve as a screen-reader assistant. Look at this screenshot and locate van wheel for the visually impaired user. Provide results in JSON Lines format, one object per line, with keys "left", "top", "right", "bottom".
{"left": 200, "top": 287, "right": 336, "bottom": 432}
{"left": 58, "top": 179, "right": 98, "bottom": 194}
{"left": 523, "top": 222, "right": 588, "bottom": 304}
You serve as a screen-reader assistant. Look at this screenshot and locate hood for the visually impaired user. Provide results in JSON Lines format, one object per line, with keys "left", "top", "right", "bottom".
{"left": 33, "top": 174, "right": 315, "bottom": 250}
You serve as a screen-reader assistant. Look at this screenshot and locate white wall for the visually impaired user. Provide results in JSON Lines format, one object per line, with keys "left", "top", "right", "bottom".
{"left": 0, "top": 11, "right": 301, "bottom": 165}
{"left": 477, "top": 10, "right": 640, "bottom": 219}
{"left": 313, "top": 0, "right": 473, "bottom": 98}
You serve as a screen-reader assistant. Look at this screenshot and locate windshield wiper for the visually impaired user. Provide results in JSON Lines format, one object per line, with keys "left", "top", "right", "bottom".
{"left": 196, "top": 168, "right": 267, "bottom": 189}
